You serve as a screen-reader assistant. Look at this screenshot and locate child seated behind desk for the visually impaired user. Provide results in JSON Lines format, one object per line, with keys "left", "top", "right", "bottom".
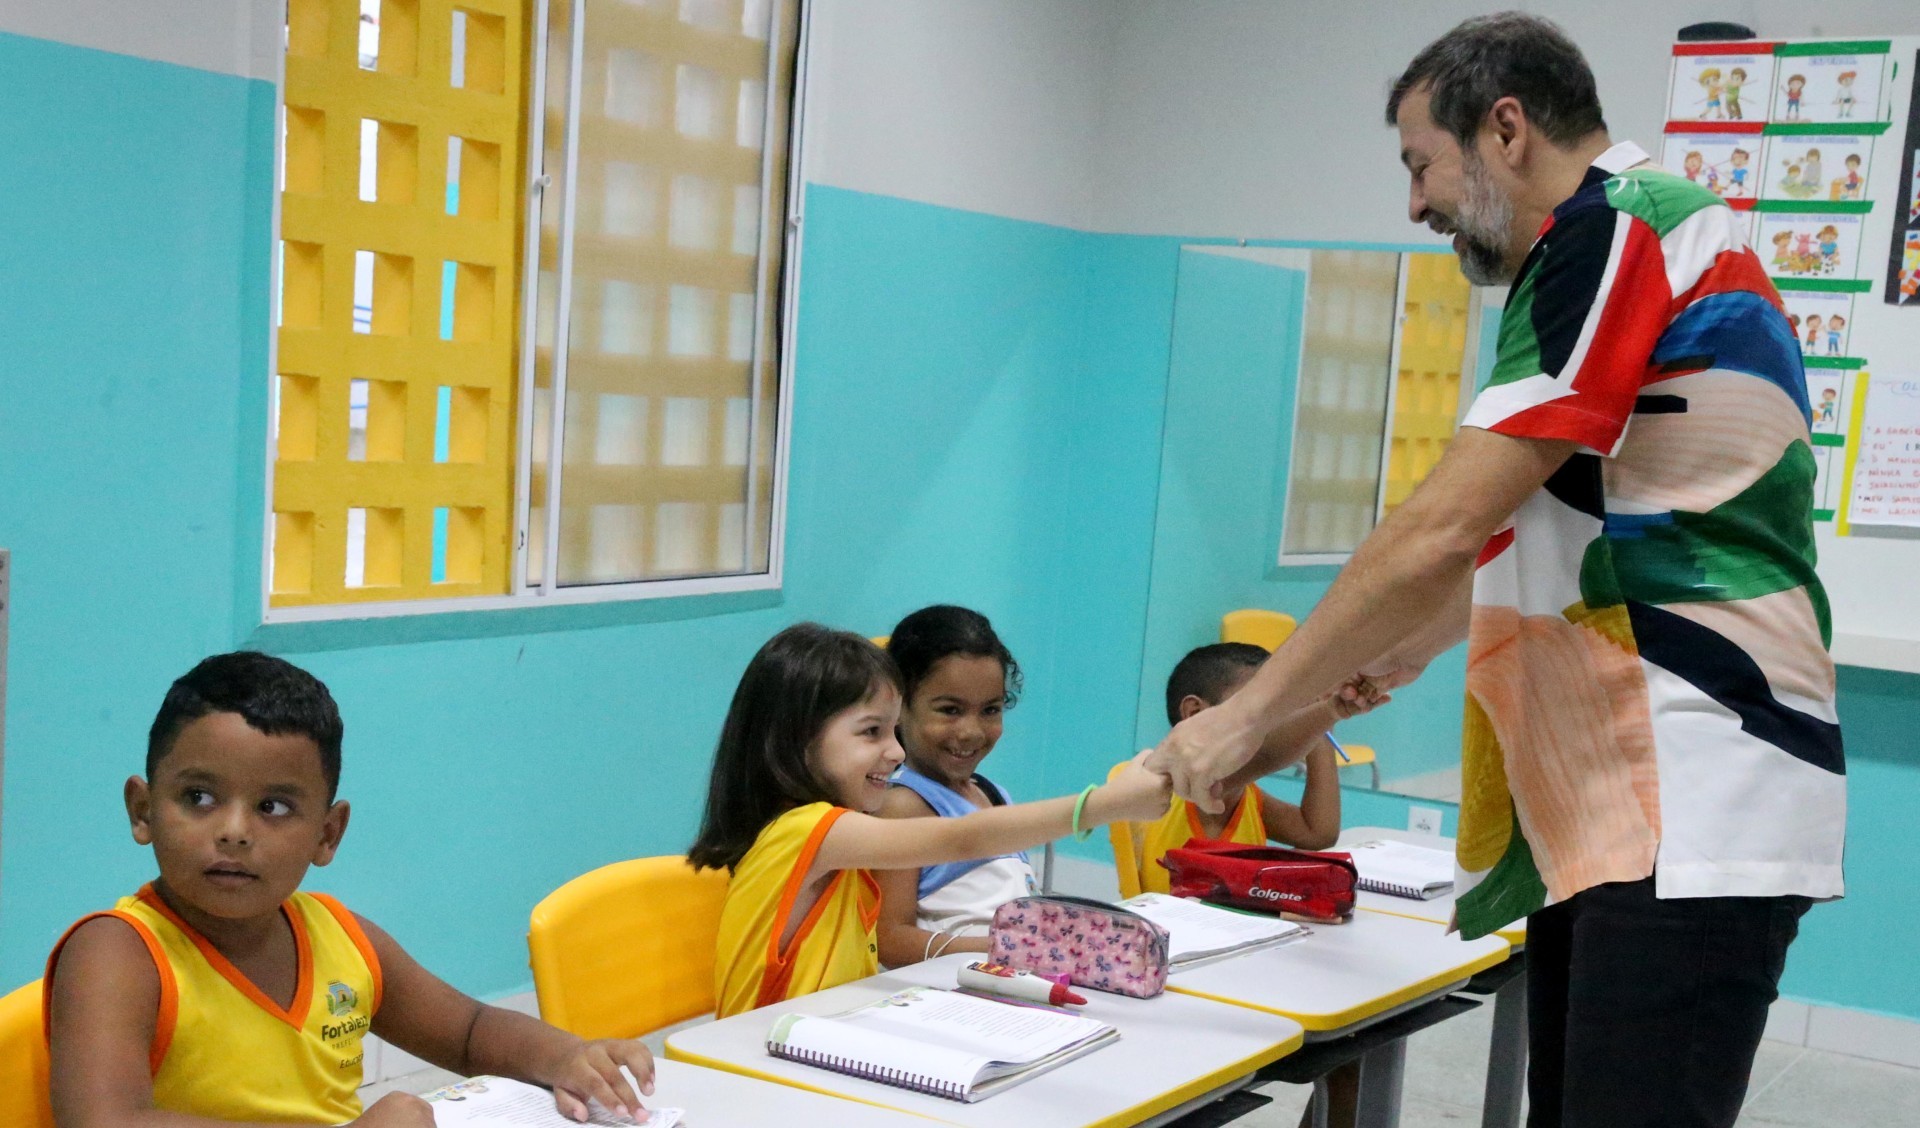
{"left": 1133, "top": 643, "right": 1380, "bottom": 893}
{"left": 875, "top": 605, "right": 1036, "bottom": 968}
{"left": 690, "top": 623, "right": 1170, "bottom": 1019}
{"left": 1141, "top": 643, "right": 1379, "bottom": 1128}
{"left": 45, "top": 653, "right": 657, "bottom": 1128}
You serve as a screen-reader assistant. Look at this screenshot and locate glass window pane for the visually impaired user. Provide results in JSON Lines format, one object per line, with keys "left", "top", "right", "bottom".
{"left": 537, "top": 0, "right": 795, "bottom": 588}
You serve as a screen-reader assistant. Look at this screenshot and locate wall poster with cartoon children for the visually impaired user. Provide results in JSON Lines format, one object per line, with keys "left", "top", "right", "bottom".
{"left": 1762, "top": 135, "right": 1873, "bottom": 202}
{"left": 1886, "top": 50, "right": 1920, "bottom": 307}
{"left": 1668, "top": 47, "right": 1775, "bottom": 123}
{"left": 1781, "top": 290, "right": 1856, "bottom": 358}
{"left": 1806, "top": 371, "right": 1849, "bottom": 435}
{"left": 1760, "top": 212, "right": 1866, "bottom": 281}
{"left": 1771, "top": 45, "right": 1888, "bottom": 124}
{"left": 1662, "top": 133, "right": 1765, "bottom": 199}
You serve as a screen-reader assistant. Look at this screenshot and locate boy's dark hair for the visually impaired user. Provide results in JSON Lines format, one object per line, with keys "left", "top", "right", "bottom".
{"left": 689, "top": 624, "right": 903, "bottom": 873}
{"left": 1165, "top": 643, "right": 1269, "bottom": 726}
{"left": 147, "top": 651, "right": 344, "bottom": 800}
{"left": 885, "top": 605, "right": 1023, "bottom": 708}
{"left": 1386, "top": 12, "right": 1606, "bottom": 150}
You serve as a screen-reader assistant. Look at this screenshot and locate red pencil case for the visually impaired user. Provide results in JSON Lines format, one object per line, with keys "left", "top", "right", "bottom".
{"left": 1161, "top": 842, "right": 1358, "bottom": 924}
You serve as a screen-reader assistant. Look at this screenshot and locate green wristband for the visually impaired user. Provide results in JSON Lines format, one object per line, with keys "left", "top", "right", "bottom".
{"left": 1071, "top": 783, "right": 1100, "bottom": 841}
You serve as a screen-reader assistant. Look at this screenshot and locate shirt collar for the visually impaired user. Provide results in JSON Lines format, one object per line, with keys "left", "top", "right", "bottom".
{"left": 1592, "top": 140, "right": 1652, "bottom": 176}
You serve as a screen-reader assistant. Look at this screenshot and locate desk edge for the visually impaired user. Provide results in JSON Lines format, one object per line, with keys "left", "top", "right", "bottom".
{"left": 1167, "top": 939, "right": 1512, "bottom": 1031}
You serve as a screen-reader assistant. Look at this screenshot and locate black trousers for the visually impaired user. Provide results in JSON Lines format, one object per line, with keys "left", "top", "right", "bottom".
{"left": 1526, "top": 876, "right": 1810, "bottom": 1128}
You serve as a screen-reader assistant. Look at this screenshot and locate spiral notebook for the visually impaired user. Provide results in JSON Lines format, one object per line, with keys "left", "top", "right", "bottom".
{"left": 1344, "top": 839, "right": 1456, "bottom": 900}
{"left": 765, "top": 986, "right": 1117, "bottom": 1103}
{"left": 1120, "top": 892, "right": 1306, "bottom": 967}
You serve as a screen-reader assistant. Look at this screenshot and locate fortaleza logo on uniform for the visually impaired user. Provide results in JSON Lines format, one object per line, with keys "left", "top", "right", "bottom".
{"left": 323, "top": 1013, "right": 371, "bottom": 1044}
{"left": 325, "top": 981, "right": 359, "bottom": 1018}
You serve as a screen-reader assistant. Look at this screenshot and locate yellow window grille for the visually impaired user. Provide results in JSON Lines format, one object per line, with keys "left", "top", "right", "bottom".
{"left": 1381, "top": 253, "right": 1473, "bottom": 516}
{"left": 273, "top": 0, "right": 526, "bottom": 606}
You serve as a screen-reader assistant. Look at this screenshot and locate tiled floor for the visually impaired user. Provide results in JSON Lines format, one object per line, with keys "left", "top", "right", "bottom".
{"left": 369, "top": 1003, "right": 1920, "bottom": 1126}
{"left": 1232, "top": 1003, "right": 1920, "bottom": 1127}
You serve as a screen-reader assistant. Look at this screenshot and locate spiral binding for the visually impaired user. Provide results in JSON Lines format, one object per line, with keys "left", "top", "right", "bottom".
{"left": 767, "top": 1040, "right": 969, "bottom": 1101}
{"left": 1356, "top": 877, "right": 1428, "bottom": 899}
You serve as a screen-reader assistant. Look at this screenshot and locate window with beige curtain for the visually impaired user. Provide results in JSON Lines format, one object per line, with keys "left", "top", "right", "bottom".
{"left": 524, "top": 0, "right": 799, "bottom": 591}
{"left": 265, "top": 0, "right": 802, "bottom": 620}
{"left": 1278, "top": 250, "right": 1481, "bottom": 563}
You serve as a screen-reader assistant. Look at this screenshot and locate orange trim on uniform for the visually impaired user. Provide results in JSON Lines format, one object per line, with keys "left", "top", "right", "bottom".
{"left": 756, "top": 806, "right": 849, "bottom": 1011}
{"left": 308, "top": 893, "right": 383, "bottom": 1016}
{"left": 135, "top": 884, "right": 315, "bottom": 1030}
{"left": 44, "top": 910, "right": 179, "bottom": 1075}
{"left": 856, "top": 871, "right": 882, "bottom": 931}
{"left": 1184, "top": 791, "right": 1251, "bottom": 843}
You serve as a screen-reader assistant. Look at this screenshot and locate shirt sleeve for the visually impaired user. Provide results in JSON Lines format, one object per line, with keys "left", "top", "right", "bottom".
{"left": 1462, "top": 202, "right": 1674, "bottom": 457}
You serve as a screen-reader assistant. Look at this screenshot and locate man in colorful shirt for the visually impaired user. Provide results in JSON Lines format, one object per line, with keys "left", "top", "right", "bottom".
{"left": 1145, "top": 14, "right": 1841, "bottom": 1128}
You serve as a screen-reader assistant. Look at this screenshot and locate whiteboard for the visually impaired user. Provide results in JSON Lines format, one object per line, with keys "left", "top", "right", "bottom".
{"left": 1811, "top": 36, "right": 1920, "bottom": 670}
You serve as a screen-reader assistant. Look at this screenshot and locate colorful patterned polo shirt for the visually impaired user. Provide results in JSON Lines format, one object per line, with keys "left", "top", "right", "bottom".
{"left": 1452, "top": 141, "right": 1846, "bottom": 940}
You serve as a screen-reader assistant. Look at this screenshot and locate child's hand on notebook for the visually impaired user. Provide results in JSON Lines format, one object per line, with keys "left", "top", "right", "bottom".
{"left": 351, "top": 1092, "right": 438, "bottom": 1126}
{"left": 546, "top": 1039, "right": 658, "bottom": 1123}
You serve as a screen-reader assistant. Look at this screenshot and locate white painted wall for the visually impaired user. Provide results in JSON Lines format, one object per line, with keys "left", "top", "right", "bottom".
{"left": 1090, "top": 0, "right": 1920, "bottom": 239}
{"left": 802, "top": 0, "right": 1110, "bottom": 228}
{"left": 1, "top": 0, "right": 1109, "bottom": 228}
{"left": 0, "top": 0, "right": 277, "bottom": 80}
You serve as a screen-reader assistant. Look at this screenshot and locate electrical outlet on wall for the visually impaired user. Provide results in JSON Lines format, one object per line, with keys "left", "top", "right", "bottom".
{"left": 1408, "top": 805, "right": 1443, "bottom": 837}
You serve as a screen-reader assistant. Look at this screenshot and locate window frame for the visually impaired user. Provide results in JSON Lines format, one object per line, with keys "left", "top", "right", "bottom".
{"left": 1275, "top": 249, "right": 1487, "bottom": 567}
{"left": 259, "top": 0, "right": 813, "bottom": 625}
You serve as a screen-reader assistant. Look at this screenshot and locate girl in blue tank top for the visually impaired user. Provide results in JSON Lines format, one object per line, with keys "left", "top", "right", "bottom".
{"left": 874, "top": 606, "right": 1038, "bottom": 966}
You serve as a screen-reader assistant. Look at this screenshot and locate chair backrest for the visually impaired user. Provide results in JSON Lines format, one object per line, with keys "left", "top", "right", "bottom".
{"left": 0, "top": 980, "right": 55, "bottom": 1128}
{"left": 528, "top": 856, "right": 730, "bottom": 1040}
{"left": 1221, "top": 609, "right": 1297, "bottom": 651}
{"left": 1103, "top": 762, "right": 1151, "bottom": 900}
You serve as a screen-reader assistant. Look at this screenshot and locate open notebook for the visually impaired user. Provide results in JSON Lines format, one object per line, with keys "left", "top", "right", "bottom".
{"left": 766, "top": 986, "right": 1116, "bottom": 1103}
{"left": 1344, "top": 839, "right": 1456, "bottom": 900}
{"left": 1121, "top": 892, "right": 1306, "bottom": 967}
{"left": 419, "top": 1075, "right": 681, "bottom": 1127}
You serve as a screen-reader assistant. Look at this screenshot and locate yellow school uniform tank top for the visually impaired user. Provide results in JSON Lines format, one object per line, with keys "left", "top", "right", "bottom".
{"left": 1138, "top": 788, "right": 1267, "bottom": 894}
{"left": 46, "top": 884, "right": 382, "bottom": 1124}
{"left": 713, "top": 802, "right": 880, "bottom": 1018}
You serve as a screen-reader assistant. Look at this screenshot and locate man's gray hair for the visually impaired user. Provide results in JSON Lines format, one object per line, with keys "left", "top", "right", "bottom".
{"left": 1386, "top": 12, "right": 1607, "bottom": 148}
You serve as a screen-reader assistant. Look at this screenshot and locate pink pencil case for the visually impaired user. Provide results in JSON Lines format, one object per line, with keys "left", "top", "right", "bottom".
{"left": 986, "top": 895, "right": 1171, "bottom": 998}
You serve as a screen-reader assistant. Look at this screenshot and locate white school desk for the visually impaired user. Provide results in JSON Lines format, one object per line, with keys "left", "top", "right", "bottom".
{"left": 1335, "top": 827, "right": 1527, "bottom": 1128}
{"left": 640, "top": 1058, "right": 930, "bottom": 1126}
{"left": 415, "top": 1060, "right": 926, "bottom": 1127}
{"left": 1169, "top": 906, "right": 1510, "bottom": 1128}
{"left": 1335, "top": 827, "right": 1528, "bottom": 944}
{"left": 664, "top": 952, "right": 1306, "bottom": 1128}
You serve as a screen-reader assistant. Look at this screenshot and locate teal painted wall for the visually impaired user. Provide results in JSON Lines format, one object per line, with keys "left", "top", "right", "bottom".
{"left": 0, "top": 32, "right": 1093, "bottom": 995}
{"left": 2, "top": 30, "right": 1918, "bottom": 1029}
{"left": 1128, "top": 247, "right": 1467, "bottom": 778}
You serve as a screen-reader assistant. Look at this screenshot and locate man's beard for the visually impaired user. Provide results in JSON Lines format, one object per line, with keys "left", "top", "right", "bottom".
{"left": 1450, "top": 153, "right": 1517, "bottom": 286}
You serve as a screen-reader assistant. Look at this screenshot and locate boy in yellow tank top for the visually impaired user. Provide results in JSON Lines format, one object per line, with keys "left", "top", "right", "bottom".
{"left": 1131, "top": 644, "right": 1382, "bottom": 894}
{"left": 45, "top": 653, "right": 661, "bottom": 1127}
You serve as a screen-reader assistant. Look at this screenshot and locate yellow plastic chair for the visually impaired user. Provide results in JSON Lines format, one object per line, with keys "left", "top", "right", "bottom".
{"left": 1, "top": 980, "right": 55, "bottom": 1128}
{"left": 1339, "top": 743, "right": 1382, "bottom": 789}
{"left": 1221, "top": 609, "right": 1297, "bottom": 650}
{"left": 528, "top": 856, "right": 730, "bottom": 1040}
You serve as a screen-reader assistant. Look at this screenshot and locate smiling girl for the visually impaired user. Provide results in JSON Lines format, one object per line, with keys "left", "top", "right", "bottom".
{"left": 874, "top": 606, "right": 1032, "bottom": 967}
{"left": 689, "top": 624, "right": 1169, "bottom": 1018}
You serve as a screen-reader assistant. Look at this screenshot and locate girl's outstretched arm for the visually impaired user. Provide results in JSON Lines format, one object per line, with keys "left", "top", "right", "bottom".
{"left": 812, "top": 763, "right": 1170, "bottom": 878}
